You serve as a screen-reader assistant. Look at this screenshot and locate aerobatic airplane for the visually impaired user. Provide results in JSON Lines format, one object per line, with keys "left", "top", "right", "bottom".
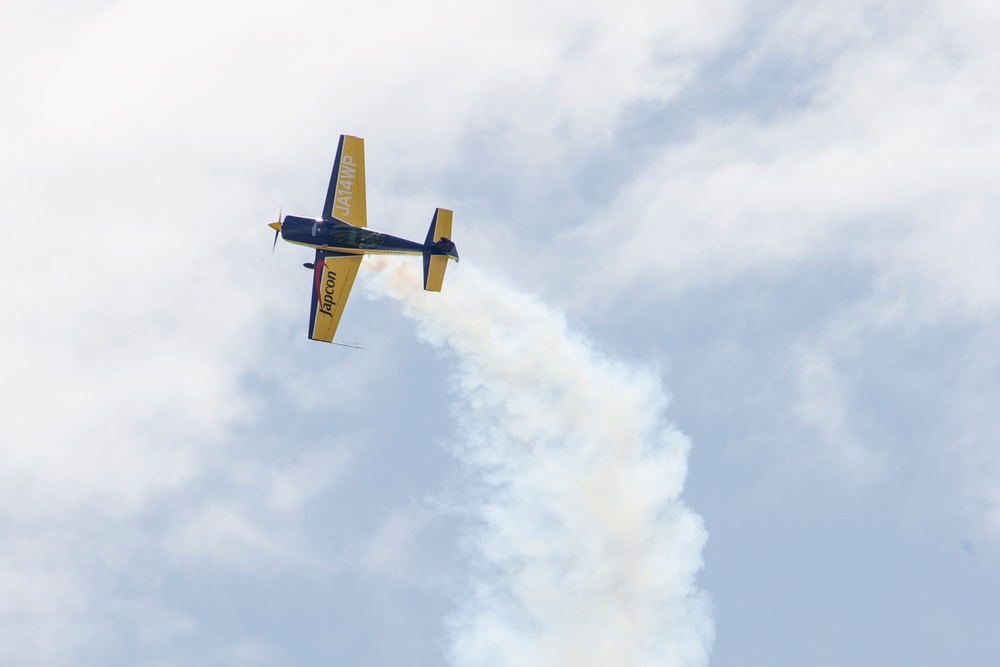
{"left": 269, "top": 135, "right": 459, "bottom": 344}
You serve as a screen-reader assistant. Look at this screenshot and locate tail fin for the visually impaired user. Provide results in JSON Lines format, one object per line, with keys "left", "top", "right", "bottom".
{"left": 422, "top": 208, "right": 459, "bottom": 292}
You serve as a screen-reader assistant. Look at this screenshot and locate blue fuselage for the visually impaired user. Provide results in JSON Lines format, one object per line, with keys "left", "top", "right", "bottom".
{"left": 280, "top": 215, "right": 425, "bottom": 256}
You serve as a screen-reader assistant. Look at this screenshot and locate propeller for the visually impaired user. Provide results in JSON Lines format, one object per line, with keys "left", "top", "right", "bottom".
{"left": 269, "top": 205, "right": 283, "bottom": 252}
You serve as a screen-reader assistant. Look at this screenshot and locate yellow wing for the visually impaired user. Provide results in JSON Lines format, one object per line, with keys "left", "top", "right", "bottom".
{"left": 321, "top": 135, "right": 367, "bottom": 228}
{"left": 308, "top": 251, "right": 363, "bottom": 343}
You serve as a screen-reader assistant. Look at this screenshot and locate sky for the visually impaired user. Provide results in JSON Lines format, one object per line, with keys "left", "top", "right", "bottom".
{"left": 2, "top": 0, "right": 999, "bottom": 665}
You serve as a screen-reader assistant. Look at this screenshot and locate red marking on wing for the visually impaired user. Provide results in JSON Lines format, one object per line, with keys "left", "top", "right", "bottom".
{"left": 314, "top": 259, "right": 324, "bottom": 300}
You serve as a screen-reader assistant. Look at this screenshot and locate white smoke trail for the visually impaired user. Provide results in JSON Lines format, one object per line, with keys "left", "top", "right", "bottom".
{"left": 367, "top": 259, "right": 713, "bottom": 667}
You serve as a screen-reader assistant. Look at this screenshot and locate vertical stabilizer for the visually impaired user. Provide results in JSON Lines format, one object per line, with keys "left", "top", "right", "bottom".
{"left": 423, "top": 208, "right": 458, "bottom": 292}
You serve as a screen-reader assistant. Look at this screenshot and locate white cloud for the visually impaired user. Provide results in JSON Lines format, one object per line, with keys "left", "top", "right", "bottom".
{"left": 526, "top": 0, "right": 1000, "bottom": 514}
{"left": 11, "top": 0, "right": 998, "bottom": 662}
{"left": 562, "top": 0, "right": 999, "bottom": 304}
{"left": 369, "top": 260, "right": 712, "bottom": 667}
{"left": 0, "top": 548, "right": 93, "bottom": 665}
{"left": 792, "top": 346, "right": 884, "bottom": 479}
{"left": 2, "top": 0, "right": 740, "bottom": 654}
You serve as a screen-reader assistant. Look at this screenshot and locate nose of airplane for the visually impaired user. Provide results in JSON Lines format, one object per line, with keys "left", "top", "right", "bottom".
{"left": 269, "top": 219, "right": 283, "bottom": 252}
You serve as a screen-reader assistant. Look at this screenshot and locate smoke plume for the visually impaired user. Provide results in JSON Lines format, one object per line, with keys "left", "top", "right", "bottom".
{"left": 368, "top": 260, "right": 713, "bottom": 667}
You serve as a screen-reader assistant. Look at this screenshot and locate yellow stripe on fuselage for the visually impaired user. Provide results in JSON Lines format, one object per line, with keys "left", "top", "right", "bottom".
{"left": 285, "top": 239, "right": 422, "bottom": 256}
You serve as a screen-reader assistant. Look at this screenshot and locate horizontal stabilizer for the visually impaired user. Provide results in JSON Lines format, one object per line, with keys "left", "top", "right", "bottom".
{"left": 423, "top": 255, "right": 449, "bottom": 292}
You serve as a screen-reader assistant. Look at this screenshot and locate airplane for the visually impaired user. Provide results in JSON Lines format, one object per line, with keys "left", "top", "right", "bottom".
{"left": 268, "top": 135, "right": 459, "bottom": 344}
